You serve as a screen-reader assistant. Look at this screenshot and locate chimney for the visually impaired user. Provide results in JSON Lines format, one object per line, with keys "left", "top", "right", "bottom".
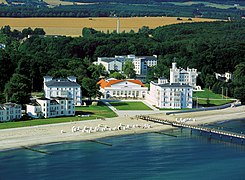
{"left": 67, "top": 76, "right": 77, "bottom": 82}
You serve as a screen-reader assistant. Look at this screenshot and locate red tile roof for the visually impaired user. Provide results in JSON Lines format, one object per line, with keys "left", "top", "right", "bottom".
{"left": 97, "top": 79, "right": 145, "bottom": 89}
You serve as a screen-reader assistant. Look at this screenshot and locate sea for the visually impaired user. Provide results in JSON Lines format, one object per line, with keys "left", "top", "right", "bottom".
{"left": 1, "top": 119, "right": 245, "bottom": 180}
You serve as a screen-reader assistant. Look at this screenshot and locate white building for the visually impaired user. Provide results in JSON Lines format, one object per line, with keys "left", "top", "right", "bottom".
{"left": 97, "top": 78, "right": 148, "bottom": 99}
{"left": 0, "top": 103, "right": 22, "bottom": 122}
{"left": 146, "top": 80, "right": 193, "bottom": 109}
{"left": 43, "top": 76, "right": 82, "bottom": 106}
{"left": 26, "top": 97, "right": 75, "bottom": 118}
{"left": 170, "top": 62, "right": 198, "bottom": 89}
{"left": 215, "top": 72, "right": 233, "bottom": 82}
{"left": 97, "top": 57, "right": 123, "bottom": 72}
{"left": 96, "top": 55, "right": 157, "bottom": 76}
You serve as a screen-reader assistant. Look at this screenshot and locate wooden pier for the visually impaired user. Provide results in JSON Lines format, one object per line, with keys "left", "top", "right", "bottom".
{"left": 137, "top": 115, "right": 245, "bottom": 143}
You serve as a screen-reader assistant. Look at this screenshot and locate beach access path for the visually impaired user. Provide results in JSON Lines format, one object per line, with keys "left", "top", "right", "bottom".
{"left": 0, "top": 106, "right": 245, "bottom": 151}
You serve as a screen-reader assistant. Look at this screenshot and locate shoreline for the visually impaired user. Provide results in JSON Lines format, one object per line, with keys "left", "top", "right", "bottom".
{"left": 0, "top": 106, "right": 245, "bottom": 151}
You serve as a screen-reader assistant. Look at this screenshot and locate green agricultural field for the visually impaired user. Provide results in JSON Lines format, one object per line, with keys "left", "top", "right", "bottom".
{"left": 0, "top": 101, "right": 117, "bottom": 129}
{"left": 193, "top": 89, "right": 235, "bottom": 107}
{"left": 110, "top": 101, "right": 152, "bottom": 110}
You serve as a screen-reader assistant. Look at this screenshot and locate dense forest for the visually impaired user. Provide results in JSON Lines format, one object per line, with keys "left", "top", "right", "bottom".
{"left": 0, "top": 20, "right": 245, "bottom": 104}
{"left": 0, "top": 0, "right": 244, "bottom": 19}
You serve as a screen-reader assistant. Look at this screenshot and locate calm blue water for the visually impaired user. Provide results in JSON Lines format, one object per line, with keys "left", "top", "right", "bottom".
{"left": 1, "top": 119, "right": 245, "bottom": 180}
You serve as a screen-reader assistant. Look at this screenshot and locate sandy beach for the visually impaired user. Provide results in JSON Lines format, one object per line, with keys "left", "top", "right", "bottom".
{"left": 0, "top": 106, "right": 245, "bottom": 151}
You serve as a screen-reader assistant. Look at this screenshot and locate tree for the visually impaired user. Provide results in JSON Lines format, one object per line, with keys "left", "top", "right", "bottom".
{"left": 234, "top": 86, "right": 245, "bottom": 105}
{"left": 81, "top": 77, "right": 99, "bottom": 100}
{"left": 204, "top": 74, "right": 216, "bottom": 90}
{"left": 109, "top": 72, "right": 125, "bottom": 79}
{"left": 233, "top": 63, "right": 245, "bottom": 86}
{"left": 22, "top": 27, "right": 33, "bottom": 38}
{"left": 88, "top": 64, "right": 107, "bottom": 80}
{"left": 123, "top": 60, "right": 136, "bottom": 79}
{"left": 33, "top": 28, "right": 46, "bottom": 36}
{"left": 4, "top": 73, "right": 31, "bottom": 104}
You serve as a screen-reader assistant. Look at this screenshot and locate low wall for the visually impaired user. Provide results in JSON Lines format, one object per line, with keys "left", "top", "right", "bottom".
{"left": 166, "top": 102, "right": 241, "bottom": 115}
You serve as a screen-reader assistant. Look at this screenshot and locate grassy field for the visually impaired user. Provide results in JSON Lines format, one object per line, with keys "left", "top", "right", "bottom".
{"left": 110, "top": 101, "right": 152, "bottom": 110}
{"left": 0, "top": 17, "right": 217, "bottom": 36}
{"left": 193, "top": 89, "right": 235, "bottom": 107}
{"left": 167, "top": 1, "right": 245, "bottom": 10}
{"left": 75, "top": 102, "right": 117, "bottom": 118}
{"left": 0, "top": 101, "right": 117, "bottom": 129}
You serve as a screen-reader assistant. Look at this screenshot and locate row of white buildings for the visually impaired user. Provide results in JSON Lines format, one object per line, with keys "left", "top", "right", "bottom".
{"left": 98, "top": 62, "right": 198, "bottom": 109}
{"left": 95, "top": 54, "right": 158, "bottom": 81}
{"left": 1, "top": 62, "right": 199, "bottom": 121}
{"left": 1, "top": 76, "right": 82, "bottom": 122}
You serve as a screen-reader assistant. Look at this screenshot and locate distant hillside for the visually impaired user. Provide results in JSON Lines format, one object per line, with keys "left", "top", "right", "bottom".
{"left": 0, "top": 0, "right": 244, "bottom": 18}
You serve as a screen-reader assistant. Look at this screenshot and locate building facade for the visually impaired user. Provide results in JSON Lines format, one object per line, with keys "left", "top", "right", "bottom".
{"left": 96, "top": 55, "right": 157, "bottom": 76}
{"left": 97, "top": 57, "right": 123, "bottom": 72}
{"left": 170, "top": 62, "right": 198, "bottom": 88}
{"left": 0, "top": 103, "right": 22, "bottom": 122}
{"left": 97, "top": 78, "right": 148, "bottom": 99}
{"left": 43, "top": 76, "right": 82, "bottom": 106}
{"left": 146, "top": 81, "right": 193, "bottom": 109}
{"left": 26, "top": 97, "right": 75, "bottom": 118}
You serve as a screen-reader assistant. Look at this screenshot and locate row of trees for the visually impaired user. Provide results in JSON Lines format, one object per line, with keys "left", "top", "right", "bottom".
{"left": 0, "top": 2, "right": 244, "bottom": 19}
{"left": 0, "top": 20, "right": 245, "bottom": 104}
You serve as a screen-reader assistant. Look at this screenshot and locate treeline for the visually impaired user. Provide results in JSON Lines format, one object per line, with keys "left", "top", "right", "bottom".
{"left": 0, "top": 2, "right": 244, "bottom": 19}
{"left": 0, "top": 20, "right": 245, "bottom": 104}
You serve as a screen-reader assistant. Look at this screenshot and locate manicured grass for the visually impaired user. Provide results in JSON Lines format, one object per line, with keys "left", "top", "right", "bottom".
{"left": 193, "top": 89, "right": 235, "bottom": 107}
{"left": 193, "top": 89, "right": 224, "bottom": 99}
{"left": 75, "top": 101, "right": 117, "bottom": 118}
{"left": 110, "top": 101, "right": 152, "bottom": 110}
{"left": 0, "top": 101, "right": 117, "bottom": 130}
{"left": 194, "top": 99, "right": 234, "bottom": 107}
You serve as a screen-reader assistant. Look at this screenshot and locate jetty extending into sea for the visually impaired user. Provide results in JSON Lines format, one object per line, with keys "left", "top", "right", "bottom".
{"left": 137, "top": 115, "right": 245, "bottom": 144}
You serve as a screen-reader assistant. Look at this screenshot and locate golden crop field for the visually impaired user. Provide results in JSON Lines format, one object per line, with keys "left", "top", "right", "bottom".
{"left": 0, "top": 0, "right": 8, "bottom": 4}
{"left": 0, "top": 17, "right": 217, "bottom": 36}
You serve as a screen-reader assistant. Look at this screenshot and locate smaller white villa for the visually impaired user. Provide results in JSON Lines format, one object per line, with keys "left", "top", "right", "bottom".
{"left": 43, "top": 76, "right": 82, "bottom": 106}
{"left": 170, "top": 62, "right": 198, "bottom": 89}
{"left": 0, "top": 103, "right": 22, "bottom": 122}
{"left": 26, "top": 97, "right": 75, "bottom": 118}
{"left": 215, "top": 72, "right": 233, "bottom": 82}
{"left": 146, "top": 78, "right": 193, "bottom": 109}
{"left": 97, "top": 78, "right": 148, "bottom": 99}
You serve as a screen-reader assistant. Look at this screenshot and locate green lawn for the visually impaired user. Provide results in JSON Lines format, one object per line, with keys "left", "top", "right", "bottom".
{"left": 110, "top": 101, "right": 152, "bottom": 110}
{"left": 193, "top": 89, "right": 235, "bottom": 107}
{"left": 75, "top": 101, "right": 117, "bottom": 118}
{"left": 193, "top": 89, "right": 224, "bottom": 99}
{"left": 0, "top": 101, "right": 117, "bottom": 130}
{"left": 31, "top": 92, "right": 44, "bottom": 97}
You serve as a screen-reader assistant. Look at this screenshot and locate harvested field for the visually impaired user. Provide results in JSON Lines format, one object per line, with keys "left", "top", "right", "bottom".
{"left": 0, "top": 17, "right": 217, "bottom": 36}
{"left": 0, "top": 0, "right": 7, "bottom": 4}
